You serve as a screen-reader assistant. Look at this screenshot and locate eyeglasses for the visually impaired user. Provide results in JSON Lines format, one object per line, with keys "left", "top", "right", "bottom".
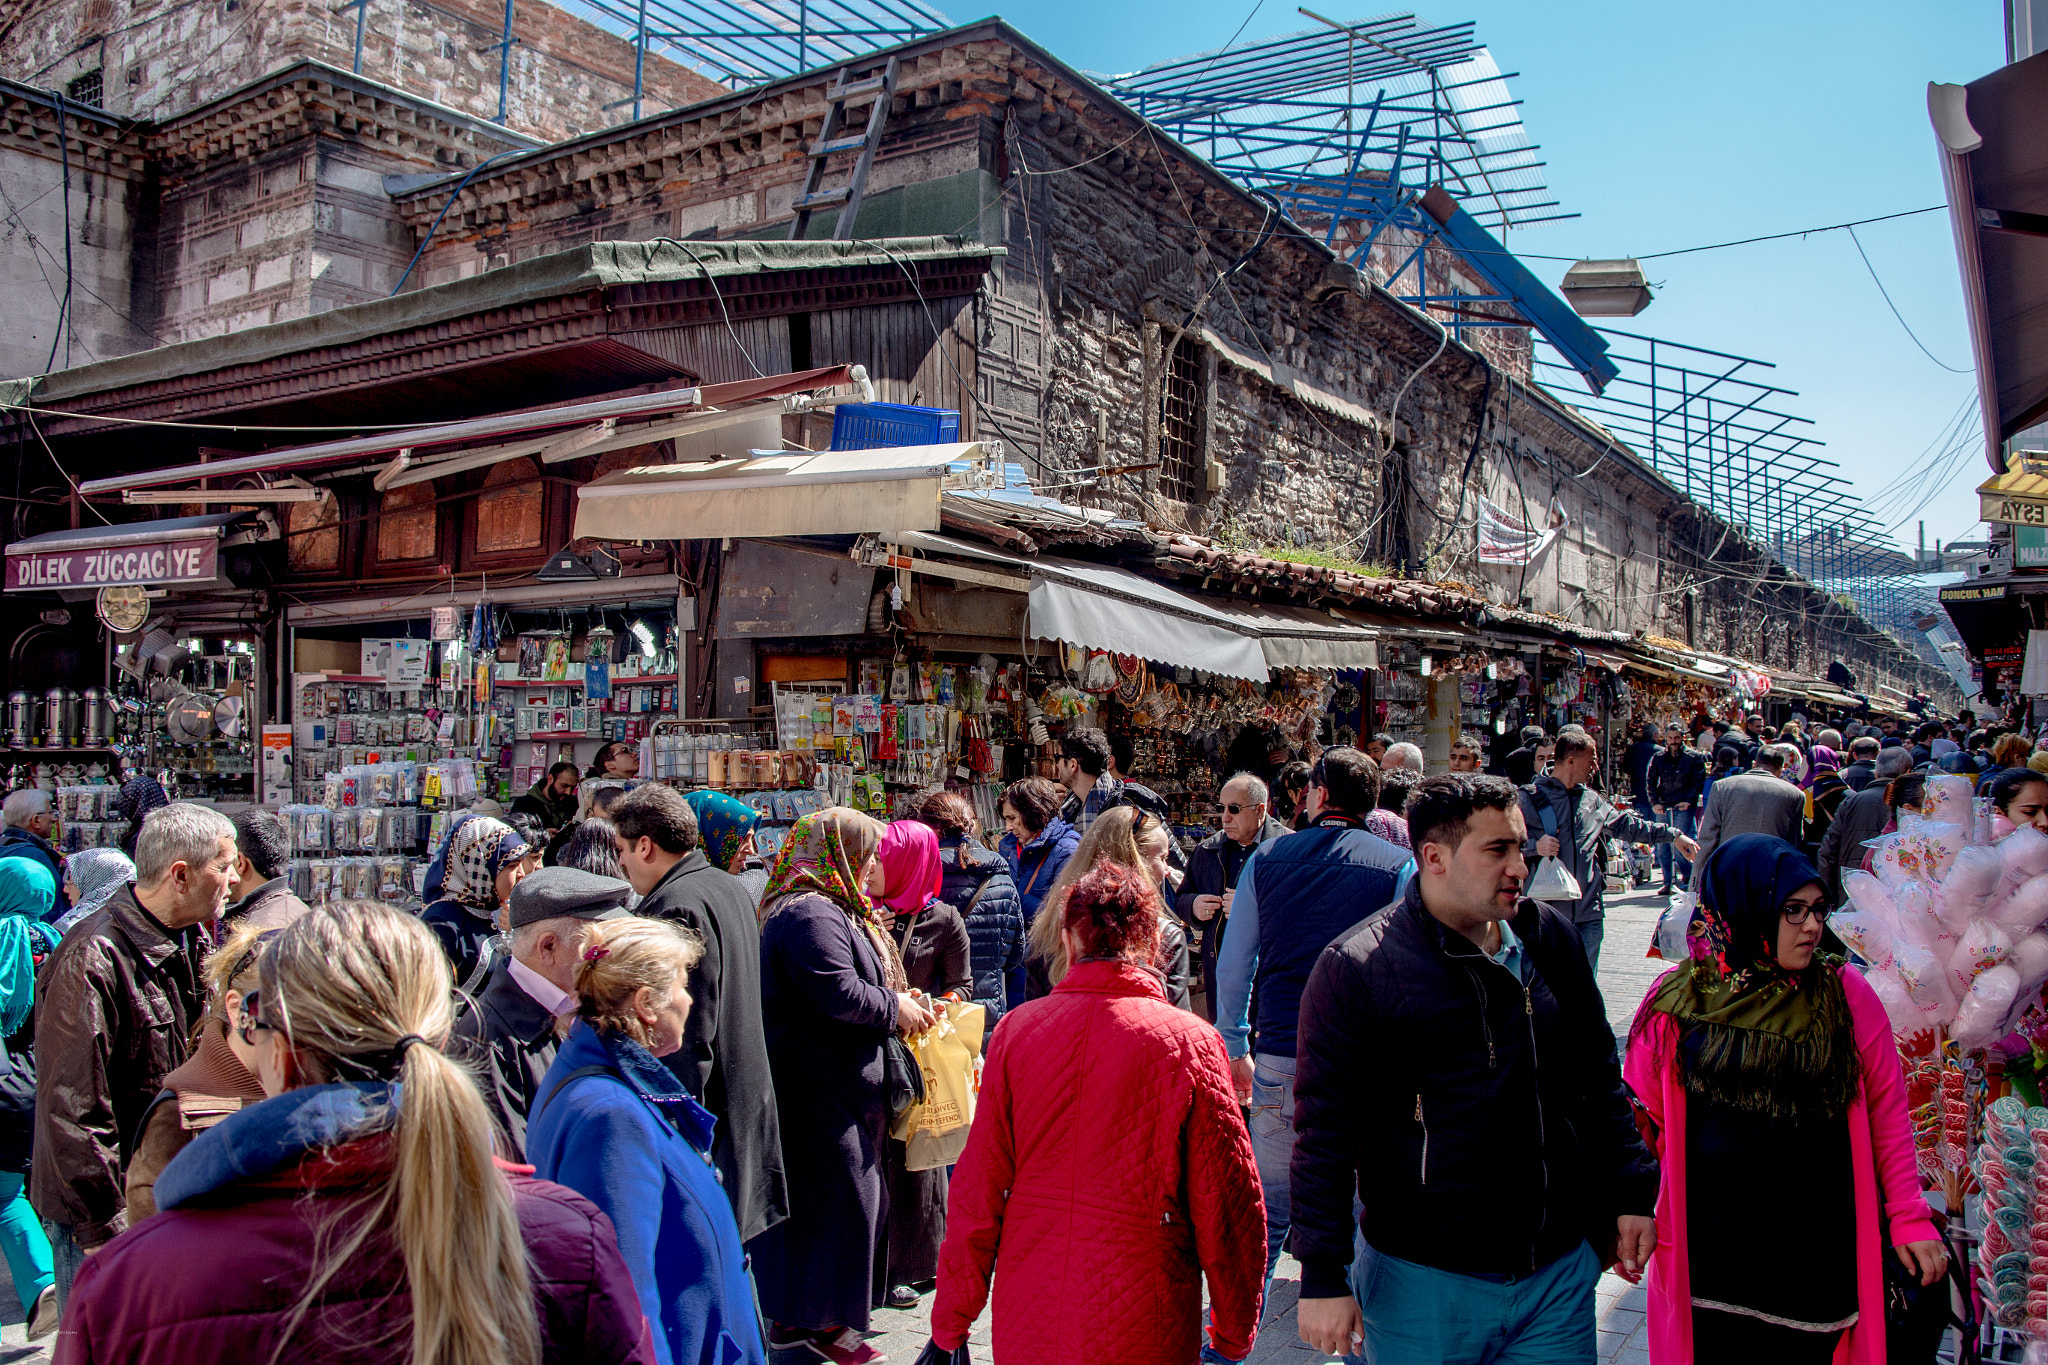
{"left": 1781, "top": 902, "right": 1831, "bottom": 926}
{"left": 236, "top": 989, "right": 277, "bottom": 1047}
{"left": 1222, "top": 802, "right": 1265, "bottom": 815}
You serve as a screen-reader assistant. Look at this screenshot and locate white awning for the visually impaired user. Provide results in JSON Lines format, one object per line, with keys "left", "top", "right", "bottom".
{"left": 574, "top": 444, "right": 980, "bottom": 541}
{"left": 886, "top": 530, "right": 1272, "bottom": 681}
{"left": 1204, "top": 599, "right": 1380, "bottom": 670}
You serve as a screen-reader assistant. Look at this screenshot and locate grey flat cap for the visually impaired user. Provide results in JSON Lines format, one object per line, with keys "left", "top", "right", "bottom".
{"left": 508, "top": 865, "right": 634, "bottom": 929}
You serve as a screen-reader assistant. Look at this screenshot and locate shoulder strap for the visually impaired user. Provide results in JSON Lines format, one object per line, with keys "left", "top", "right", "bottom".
{"left": 1020, "top": 848, "right": 1051, "bottom": 899}
{"left": 958, "top": 870, "right": 994, "bottom": 919}
{"left": 539, "top": 1064, "right": 615, "bottom": 1116}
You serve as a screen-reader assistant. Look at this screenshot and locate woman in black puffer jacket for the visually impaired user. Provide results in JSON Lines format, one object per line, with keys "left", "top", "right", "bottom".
{"left": 899, "top": 787, "right": 1027, "bottom": 1025}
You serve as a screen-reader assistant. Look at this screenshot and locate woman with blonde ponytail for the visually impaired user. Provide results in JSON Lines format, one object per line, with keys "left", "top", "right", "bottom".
{"left": 53, "top": 901, "right": 655, "bottom": 1365}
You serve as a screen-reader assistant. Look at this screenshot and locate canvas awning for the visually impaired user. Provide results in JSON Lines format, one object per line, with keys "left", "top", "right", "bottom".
{"left": 6, "top": 511, "right": 259, "bottom": 592}
{"left": 884, "top": 530, "right": 1272, "bottom": 681}
{"left": 1202, "top": 599, "right": 1381, "bottom": 670}
{"left": 576, "top": 444, "right": 980, "bottom": 541}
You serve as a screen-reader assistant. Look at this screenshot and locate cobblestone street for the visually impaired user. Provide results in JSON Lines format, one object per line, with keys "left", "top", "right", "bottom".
{"left": 862, "top": 885, "right": 1676, "bottom": 1364}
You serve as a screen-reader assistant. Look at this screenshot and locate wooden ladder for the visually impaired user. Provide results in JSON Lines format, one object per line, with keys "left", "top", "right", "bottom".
{"left": 788, "top": 56, "right": 901, "bottom": 242}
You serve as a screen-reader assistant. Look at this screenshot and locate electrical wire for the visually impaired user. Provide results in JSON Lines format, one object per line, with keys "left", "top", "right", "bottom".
{"left": 649, "top": 238, "right": 763, "bottom": 377}
{"left": 390, "top": 148, "right": 525, "bottom": 296}
{"left": 1845, "top": 224, "right": 1971, "bottom": 374}
{"left": 43, "top": 88, "right": 73, "bottom": 376}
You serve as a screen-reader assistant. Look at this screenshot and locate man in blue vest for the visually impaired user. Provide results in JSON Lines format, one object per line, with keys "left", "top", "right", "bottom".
{"left": 1213, "top": 746, "right": 1410, "bottom": 1328}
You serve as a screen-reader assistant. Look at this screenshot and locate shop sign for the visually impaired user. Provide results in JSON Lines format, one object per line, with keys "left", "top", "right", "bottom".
{"left": 6, "top": 536, "right": 217, "bottom": 591}
{"left": 1939, "top": 583, "right": 2008, "bottom": 603}
{"left": 1982, "top": 487, "right": 2048, "bottom": 526}
{"left": 2017, "top": 525, "right": 2048, "bottom": 569}
{"left": 1984, "top": 644, "right": 2026, "bottom": 668}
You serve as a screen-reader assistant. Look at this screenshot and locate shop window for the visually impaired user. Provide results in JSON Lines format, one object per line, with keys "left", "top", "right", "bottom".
{"left": 474, "top": 458, "right": 544, "bottom": 555}
{"left": 286, "top": 493, "right": 341, "bottom": 573}
{"left": 1157, "top": 333, "right": 1206, "bottom": 504}
{"left": 376, "top": 484, "right": 437, "bottom": 563}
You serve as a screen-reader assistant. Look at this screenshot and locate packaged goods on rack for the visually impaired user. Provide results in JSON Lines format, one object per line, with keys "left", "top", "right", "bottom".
{"left": 278, "top": 756, "right": 486, "bottom": 907}
{"left": 54, "top": 782, "right": 128, "bottom": 851}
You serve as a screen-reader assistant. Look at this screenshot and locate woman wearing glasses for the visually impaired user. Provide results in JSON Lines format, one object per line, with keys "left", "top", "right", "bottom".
{"left": 58, "top": 901, "right": 653, "bottom": 1364}
{"left": 1624, "top": 835, "right": 1943, "bottom": 1363}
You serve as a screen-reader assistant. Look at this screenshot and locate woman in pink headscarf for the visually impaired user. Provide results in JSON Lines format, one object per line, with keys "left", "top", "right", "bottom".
{"left": 871, "top": 818, "right": 972, "bottom": 1311}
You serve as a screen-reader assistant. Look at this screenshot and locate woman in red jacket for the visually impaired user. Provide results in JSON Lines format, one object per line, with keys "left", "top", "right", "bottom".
{"left": 924, "top": 861, "right": 1265, "bottom": 1364}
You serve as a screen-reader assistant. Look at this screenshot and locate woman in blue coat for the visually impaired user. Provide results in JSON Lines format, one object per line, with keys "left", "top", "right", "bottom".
{"left": 526, "top": 917, "right": 765, "bottom": 1365}
{"left": 997, "top": 777, "right": 1079, "bottom": 922}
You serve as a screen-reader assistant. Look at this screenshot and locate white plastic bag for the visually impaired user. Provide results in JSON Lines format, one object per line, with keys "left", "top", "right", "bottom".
{"left": 1526, "top": 856, "right": 1582, "bottom": 905}
{"left": 1649, "top": 889, "right": 1696, "bottom": 961}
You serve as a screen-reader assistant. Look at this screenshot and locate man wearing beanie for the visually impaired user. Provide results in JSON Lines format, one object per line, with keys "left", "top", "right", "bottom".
{"left": 453, "top": 865, "right": 632, "bottom": 1161}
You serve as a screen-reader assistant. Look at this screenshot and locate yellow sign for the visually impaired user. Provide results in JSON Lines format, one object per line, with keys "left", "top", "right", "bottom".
{"left": 1982, "top": 490, "right": 2048, "bottom": 526}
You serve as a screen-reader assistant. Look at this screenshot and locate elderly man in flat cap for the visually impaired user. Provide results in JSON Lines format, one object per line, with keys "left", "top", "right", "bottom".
{"left": 453, "top": 865, "right": 633, "bottom": 1161}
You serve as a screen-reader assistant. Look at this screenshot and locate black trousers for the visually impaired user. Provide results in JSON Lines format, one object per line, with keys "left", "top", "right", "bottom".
{"left": 1691, "top": 1306, "right": 1844, "bottom": 1364}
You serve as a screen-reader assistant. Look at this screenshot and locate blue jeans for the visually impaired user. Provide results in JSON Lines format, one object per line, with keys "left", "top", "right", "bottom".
{"left": 1656, "top": 807, "right": 1698, "bottom": 889}
{"left": 1352, "top": 1238, "right": 1600, "bottom": 1364}
{"left": 1572, "top": 917, "right": 1604, "bottom": 973}
{"left": 1200, "top": 1051, "right": 1302, "bottom": 1365}
{"left": 43, "top": 1218, "right": 81, "bottom": 1310}
{"left": 0, "top": 1175, "right": 50, "bottom": 1313}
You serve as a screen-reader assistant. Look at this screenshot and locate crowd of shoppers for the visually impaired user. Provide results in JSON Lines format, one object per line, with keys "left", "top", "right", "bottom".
{"left": 0, "top": 700, "right": 1981, "bottom": 1364}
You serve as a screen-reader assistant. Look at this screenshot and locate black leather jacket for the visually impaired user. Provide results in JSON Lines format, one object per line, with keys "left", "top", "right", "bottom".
{"left": 1645, "top": 748, "right": 1706, "bottom": 809}
{"left": 1288, "top": 884, "right": 1657, "bottom": 1296}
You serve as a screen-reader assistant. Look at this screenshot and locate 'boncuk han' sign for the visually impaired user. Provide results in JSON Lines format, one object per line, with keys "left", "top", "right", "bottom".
{"left": 6, "top": 537, "right": 218, "bottom": 592}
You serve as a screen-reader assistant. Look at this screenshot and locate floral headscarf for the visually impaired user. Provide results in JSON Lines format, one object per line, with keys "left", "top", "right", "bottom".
{"left": 1635, "top": 833, "right": 1857, "bottom": 1122}
{"left": 685, "top": 790, "right": 761, "bottom": 874}
{"left": 439, "top": 817, "right": 529, "bottom": 914}
{"left": 760, "top": 807, "right": 905, "bottom": 993}
{"left": 875, "top": 820, "right": 943, "bottom": 914}
{"left": 53, "top": 847, "right": 134, "bottom": 934}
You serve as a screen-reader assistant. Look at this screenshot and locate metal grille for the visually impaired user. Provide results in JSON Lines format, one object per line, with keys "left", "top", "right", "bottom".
{"left": 65, "top": 69, "right": 102, "bottom": 108}
{"left": 1158, "top": 334, "right": 1204, "bottom": 504}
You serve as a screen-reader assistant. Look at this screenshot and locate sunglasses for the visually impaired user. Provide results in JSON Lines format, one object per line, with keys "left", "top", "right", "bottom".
{"left": 236, "top": 989, "right": 278, "bottom": 1047}
{"left": 1223, "top": 801, "right": 1265, "bottom": 815}
{"left": 1781, "top": 902, "right": 1831, "bottom": 926}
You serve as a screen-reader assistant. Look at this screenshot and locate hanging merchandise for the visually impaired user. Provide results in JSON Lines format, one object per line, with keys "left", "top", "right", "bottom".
{"left": 584, "top": 625, "right": 614, "bottom": 700}
{"left": 469, "top": 600, "right": 497, "bottom": 707}
{"left": 1476, "top": 496, "right": 1567, "bottom": 565}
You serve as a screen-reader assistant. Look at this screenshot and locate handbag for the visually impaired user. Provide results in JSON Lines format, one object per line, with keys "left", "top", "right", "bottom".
{"left": 1881, "top": 1215, "right": 1975, "bottom": 1365}
{"left": 883, "top": 1033, "right": 926, "bottom": 1121}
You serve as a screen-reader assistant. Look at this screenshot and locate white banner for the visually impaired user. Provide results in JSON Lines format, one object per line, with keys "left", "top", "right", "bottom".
{"left": 1477, "top": 497, "right": 1567, "bottom": 565}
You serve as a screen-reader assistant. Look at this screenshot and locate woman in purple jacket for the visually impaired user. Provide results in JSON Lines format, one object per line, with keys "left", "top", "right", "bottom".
{"left": 55, "top": 900, "right": 654, "bottom": 1365}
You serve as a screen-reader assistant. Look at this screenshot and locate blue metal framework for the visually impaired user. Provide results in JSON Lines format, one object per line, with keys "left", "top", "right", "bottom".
{"left": 1530, "top": 329, "right": 1928, "bottom": 623}
{"left": 508, "top": 0, "right": 944, "bottom": 118}
{"left": 1104, "top": 13, "right": 1618, "bottom": 392}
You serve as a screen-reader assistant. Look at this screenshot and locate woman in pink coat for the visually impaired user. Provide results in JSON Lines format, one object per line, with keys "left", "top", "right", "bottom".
{"left": 1624, "top": 834, "right": 1945, "bottom": 1363}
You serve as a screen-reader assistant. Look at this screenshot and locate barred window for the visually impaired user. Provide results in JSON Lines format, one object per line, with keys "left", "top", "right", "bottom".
{"left": 1157, "top": 334, "right": 1205, "bottom": 504}
{"left": 66, "top": 70, "right": 101, "bottom": 107}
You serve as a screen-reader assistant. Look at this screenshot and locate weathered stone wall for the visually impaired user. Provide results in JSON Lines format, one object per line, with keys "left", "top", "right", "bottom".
{"left": 1, "top": 0, "right": 724, "bottom": 144}
{"left": 0, "top": 82, "right": 155, "bottom": 377}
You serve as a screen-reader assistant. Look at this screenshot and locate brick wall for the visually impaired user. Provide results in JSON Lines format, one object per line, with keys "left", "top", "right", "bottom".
{"left": 1, "top": 0, "right": 724, "bottom": 143}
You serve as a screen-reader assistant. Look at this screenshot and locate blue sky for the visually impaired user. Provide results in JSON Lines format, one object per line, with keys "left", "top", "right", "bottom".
{"left": 980, "top": 0, "right": 2004, "bottom": 559}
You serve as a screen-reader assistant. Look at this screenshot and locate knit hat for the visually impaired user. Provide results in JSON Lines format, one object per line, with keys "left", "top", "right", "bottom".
{"left": 507, "top": 865, "right": 634, "bottom": 930}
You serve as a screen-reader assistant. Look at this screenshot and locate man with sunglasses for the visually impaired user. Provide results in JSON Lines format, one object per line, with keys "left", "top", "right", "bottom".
{"left": 1175, "top": 773, "right": 1289, "bottom": 1023}
{"left": 1209, "top": 747, "right": 1410, "bottom": 1345}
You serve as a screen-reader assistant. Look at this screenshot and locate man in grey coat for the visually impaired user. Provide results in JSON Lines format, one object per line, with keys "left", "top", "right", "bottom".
{"left": 1694, "top": 744, "right": 1807, "bottom": 867}
{"left": 1817, "top": 746, "right": 1915, "bottom": 904}
{"left": 1519, "top": 727, "right": 1696, "bottom": 970}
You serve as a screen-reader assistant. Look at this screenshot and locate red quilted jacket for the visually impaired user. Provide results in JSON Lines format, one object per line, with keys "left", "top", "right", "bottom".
{"left": 929, "top": 958, "right": 1264, "bottom": 1363}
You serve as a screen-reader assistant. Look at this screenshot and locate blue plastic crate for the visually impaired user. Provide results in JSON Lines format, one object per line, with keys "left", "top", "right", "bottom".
{"left": 829, "top": 402, "right": 961, "bottom": 450}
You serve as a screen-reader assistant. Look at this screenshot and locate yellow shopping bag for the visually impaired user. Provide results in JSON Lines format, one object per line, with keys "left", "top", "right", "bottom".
{"left": 890, "top": 999, "right": 986, "bottom": 1170}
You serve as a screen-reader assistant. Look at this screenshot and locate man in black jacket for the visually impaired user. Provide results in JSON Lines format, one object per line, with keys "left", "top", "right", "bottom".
{"left": 1838, "top": 735, "right": 1881, "bottom": 792}
{"left": 1291, "top": 774, "right": 1656, "bottom": 1362}
{"left": 612, "top": 784, "right": 787, "bottom": 1244}
{"left": 452, "top": 866, "right": 630, "bottom": 1161}
{"left": 1174, "top": 772, "right": 1289, "bottom": 1021}
{"left": 1644, "top": 726, "right": 1706, "bottom": 895}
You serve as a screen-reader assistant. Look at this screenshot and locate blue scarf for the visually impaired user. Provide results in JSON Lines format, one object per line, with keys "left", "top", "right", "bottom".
{"left": 0, "top": 860, "right": 54, "bottom": 1035}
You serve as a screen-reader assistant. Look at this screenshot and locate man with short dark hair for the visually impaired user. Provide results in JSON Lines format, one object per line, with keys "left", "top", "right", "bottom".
{"left": 453, "top": 865, "right": 631, "bottom": 1161}
{"left": 610, "top": 783, "right": 785, "bottom": 1243}
{"left": 1520, "top": 727, "right": 1694, "bottom": 969}
{"left": 511, "top": 761, "right": 580, "bottom": 835}
{"left": 1645, "top": 726, "right": 1706, "bottom": 895}
{"left": 1290, "top": 774, "right": 1656, "bottom": 1362}
{"left": 223, "top": 809, "right": 312, "bottom": 929}
{"left": 33, "top": 803, "right": 238, "bottom": 1305}
{"left": 1107, "top": 732, "right": 1136, "bottom": 784}
{"left": 1819, "top": 746, "right": 1915, "bottom": 904}
{"left": 1213, "top": 747, "right": 1409, "bottom": 1322}
{"left": 1364, "top": 732, "right": 1395, "bottom": 765}
{"left": 1053, "top": 727, "right": 1122, "bottom": 834}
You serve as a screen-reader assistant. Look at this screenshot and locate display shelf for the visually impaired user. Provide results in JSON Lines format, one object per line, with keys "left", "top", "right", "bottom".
{"left": 2, "top": 746, "right": 120, "bottom": 755}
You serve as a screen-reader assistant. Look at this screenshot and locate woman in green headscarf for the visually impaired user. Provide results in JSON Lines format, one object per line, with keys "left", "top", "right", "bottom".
{"left": 683, "top": 790, "right": 765, "bottom": 908}
{"left": 0, "top": 858, "right": 56, "bottom": 1337}
{"left": 1624, "top": 834, "right": 1941, "bottom": 1364}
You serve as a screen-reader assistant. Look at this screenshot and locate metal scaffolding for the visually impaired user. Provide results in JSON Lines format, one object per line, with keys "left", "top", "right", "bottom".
{"left": 1530, "top": 329, "right": 1930, "bottom": 624}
